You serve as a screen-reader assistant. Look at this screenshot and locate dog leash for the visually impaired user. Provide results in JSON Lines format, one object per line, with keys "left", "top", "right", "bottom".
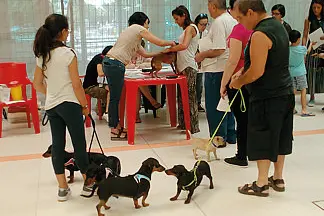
{"left": 182, "top": 160, "right": 201, "bottom": 190}
{"left": 87, "top": 114, "right": 105, "bottom": 159}
{"left": 207, "top": 89, "right": 246, "bottom": 148}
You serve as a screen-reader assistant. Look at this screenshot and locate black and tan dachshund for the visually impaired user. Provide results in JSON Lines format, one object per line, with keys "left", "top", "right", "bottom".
{"left": 165, "top": 160, "right": 214, "bottom": 204}
{"left": 42, "top": 145, "right": 121, "bottom": 183}
{"left": 82, "top": 158, "right": 165, "bottom": 216}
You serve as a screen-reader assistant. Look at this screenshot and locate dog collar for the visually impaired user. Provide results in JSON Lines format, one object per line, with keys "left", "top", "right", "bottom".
{"left": 134, "top": 174, "right": 151, "bottom": 184}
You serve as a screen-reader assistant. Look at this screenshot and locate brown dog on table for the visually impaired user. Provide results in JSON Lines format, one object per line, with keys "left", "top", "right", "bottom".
{"left": 150, "top": 52, "right": 177, "bottom": 77}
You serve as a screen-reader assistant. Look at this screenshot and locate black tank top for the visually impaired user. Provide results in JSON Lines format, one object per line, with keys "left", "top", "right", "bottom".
{"left": 244, "top": 17, "right": 293, "bottom": 101}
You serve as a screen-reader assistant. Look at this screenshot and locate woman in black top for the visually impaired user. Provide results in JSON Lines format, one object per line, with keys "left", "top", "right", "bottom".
{"left": 271, "top": 4, "right": 292, "bottom": 34}
{"left": 230, "top": 0, "right": 294, "bottom": 197}
{"left": 302, "top": 0, "right": 324, "bottom": 107}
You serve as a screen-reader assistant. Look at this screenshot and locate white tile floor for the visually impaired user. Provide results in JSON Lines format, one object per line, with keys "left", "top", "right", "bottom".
{"left": 0, "top": 95, "right": 324, "bottom": 216}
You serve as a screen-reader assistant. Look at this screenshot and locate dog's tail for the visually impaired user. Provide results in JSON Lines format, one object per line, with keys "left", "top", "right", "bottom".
{"left": 80, "top": 184, "right": 98, "bottom": 198}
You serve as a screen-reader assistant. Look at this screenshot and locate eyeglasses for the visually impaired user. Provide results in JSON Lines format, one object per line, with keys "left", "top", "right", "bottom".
{"left": 199, "top": 13, "right": 208, "bottom": 18}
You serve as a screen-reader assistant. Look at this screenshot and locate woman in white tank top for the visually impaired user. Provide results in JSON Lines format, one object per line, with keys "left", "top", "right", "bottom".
{"left": 163, "top": 5, "right": 200, "bottom": 134}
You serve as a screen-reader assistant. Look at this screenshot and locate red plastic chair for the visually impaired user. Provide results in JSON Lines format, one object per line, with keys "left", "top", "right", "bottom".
{"left": 0, "top": 62, "right": 40, "bottom": 137}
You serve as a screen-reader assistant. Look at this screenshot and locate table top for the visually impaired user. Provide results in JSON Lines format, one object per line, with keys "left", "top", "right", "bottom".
{"left": 125, "top": 66, "right": 175, "bottom": 80}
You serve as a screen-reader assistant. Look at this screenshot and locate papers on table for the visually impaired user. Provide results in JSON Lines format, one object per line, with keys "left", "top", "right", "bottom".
{"left": 309, "top": 27, "right": 324, "bottom": 50}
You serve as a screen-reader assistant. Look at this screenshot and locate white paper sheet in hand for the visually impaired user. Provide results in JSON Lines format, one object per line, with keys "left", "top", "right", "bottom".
{"left": 309, "top": 28, "right": 324, "bottom": 50}
{"left": 217, "top": 95, "right": 231, "bottom": 112}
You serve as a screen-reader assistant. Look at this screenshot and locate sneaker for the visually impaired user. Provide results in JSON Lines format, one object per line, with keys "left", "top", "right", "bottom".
{"left": 224, "top": 156, "right": 248, "bottom": 167}
{"left": 58, "top": 187, "right": 71, "bottom": 202}
{"left": 198, "top": 104, "right": 205, "bottom": 112}
{"left": 308, "top": 99, "right": 315, "bottom": 107}
{"left": 102, "top": 113, "right": 109, "bottom": 123}
{"left": 81, "top": 182, "right": 95, "bottom": 196}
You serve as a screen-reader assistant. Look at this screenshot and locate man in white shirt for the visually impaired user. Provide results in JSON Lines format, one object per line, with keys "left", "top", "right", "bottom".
{"left": 195, "top": 0, "right": 237, "bottom": 146}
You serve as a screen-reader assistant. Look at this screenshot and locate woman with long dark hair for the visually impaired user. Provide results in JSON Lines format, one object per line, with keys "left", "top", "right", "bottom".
{"left": 33, "top": 14, "right": 90, "bottom": 201}
{"left": 302, "top": 0, "right": 324, "bottom": 107}
{"left": 105, "top": 12, "right": 175, "bottom": 140}
{"left": 163, "top": 5, "right": 200, "bottom": 133}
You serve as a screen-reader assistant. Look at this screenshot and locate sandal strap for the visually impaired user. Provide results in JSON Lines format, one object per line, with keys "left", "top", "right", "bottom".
{"left": 252, "top": 181, "right": 269, "bottom": 192}
{"left": 269, "top": 176, "right": 285, "bottom": 185}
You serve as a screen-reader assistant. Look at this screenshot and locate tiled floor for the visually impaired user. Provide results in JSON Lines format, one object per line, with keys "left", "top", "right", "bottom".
{"left": 1, "top": 95, "right": 324, "bottom": 216}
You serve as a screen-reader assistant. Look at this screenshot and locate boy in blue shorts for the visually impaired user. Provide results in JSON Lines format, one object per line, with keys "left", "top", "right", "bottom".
{"left": 289, "top": 30, "right": 315, "bottom": 117}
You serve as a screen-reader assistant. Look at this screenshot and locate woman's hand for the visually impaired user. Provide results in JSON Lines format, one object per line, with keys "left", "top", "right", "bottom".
{"left": 162, "top": 48, "right": 171, "bottom": 54}
{"left": 82, "top": 106, "right": 90, "bottom": 116}
{"left": 229, "top": 76, "right": 243, "bottom": 90}
{"left": 195, "top": 52, "right": 205, "bottom": 63}
{"left": 220, "top": 85, "right": 227, "bottom": 99}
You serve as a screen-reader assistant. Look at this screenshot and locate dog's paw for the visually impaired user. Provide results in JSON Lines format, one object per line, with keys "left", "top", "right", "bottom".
{"left": 104, "top": 205, "right": 111, "bottom": 210}
{"left": 142, "top": 203, "right": 150, "bottom": 207}
{"left": 135, "top": 205, "right": 142, "bottom": 209}
{"left": 184, "top": 199, "right": 191, "bottom": 204}
{"left": 170, "top": 197, "right": 178, "bottom": 201}
{"left": 67, "top": 179, "right": 74, "bottom": 184}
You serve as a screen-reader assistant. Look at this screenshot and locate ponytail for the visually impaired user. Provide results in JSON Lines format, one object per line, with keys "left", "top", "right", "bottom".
{"left": 33, "top": 14, "right": 69, "bottom": 72}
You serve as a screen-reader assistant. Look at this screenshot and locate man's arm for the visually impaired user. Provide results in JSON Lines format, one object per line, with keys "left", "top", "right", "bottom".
{"left": 230, "top": 31, "right": 272, "bottom": 88}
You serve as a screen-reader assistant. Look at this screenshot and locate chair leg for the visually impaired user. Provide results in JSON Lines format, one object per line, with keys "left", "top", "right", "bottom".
{"left": 26, "top": 105, "right": 31, "bottom": 128}
{"left": 30, "top": 103, "right": 40, "bottom": 134}
{"left": 153, "top": 110, "right": 157, "bottom": 118}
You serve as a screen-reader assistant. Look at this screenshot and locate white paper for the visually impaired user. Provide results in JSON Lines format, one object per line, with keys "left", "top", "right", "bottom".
{"left": 309, "top": 28, "right": 324, "bottom": 50}
{"left": 217, "top": 95, "right": 231, "bottom": 112}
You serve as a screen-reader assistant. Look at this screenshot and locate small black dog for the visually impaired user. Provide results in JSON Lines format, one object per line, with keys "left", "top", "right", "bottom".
{"left": 82, "top": 158, "right": 165, "bottom": 216}
{"left": 42, "top": 145, "right": 121, "bottom": 183}
{"left": 165, "top": 160, "right": 214, "bottom": 204}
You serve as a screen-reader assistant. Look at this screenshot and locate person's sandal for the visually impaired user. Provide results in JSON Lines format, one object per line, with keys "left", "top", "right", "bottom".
{"left": 238, "top": 181, "right": 269, "bottom": 197}
{"left": 152, "top": 103, "right": 162, "bottom": 110}
{"left": 268, "top": 176, "right": 285, "bottom": 192}
{"left": 111, "top": 129, "right": 127, "bottom": 141}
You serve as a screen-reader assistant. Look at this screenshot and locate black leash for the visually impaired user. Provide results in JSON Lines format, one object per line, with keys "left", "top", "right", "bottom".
{"left": 42, "top": 113, "right": 48, "bottom": 126}
{"left": 42, "top": 112, "right": 105, "bottom": 161}
{"left": 87, "top": 114, "right": 105, "bottom": 159}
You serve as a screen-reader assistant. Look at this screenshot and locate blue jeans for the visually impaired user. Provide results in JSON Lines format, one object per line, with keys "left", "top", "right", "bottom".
{"left": 204, "top": 72, "right": 236, "bottom": 143}
{"left": 102, "top": 57, "right": 125, "bottom": 128}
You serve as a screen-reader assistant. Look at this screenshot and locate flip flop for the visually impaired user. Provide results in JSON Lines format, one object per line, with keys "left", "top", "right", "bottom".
{"left": 111, "top": 129, "right": 127, "bottom": 141}
{"left": 301, "top": 113, "right": 315, "bottom": 117}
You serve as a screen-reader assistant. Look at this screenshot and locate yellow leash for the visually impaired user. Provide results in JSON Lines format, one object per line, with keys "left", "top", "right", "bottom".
{"left": 182, "top": 160, "right": 201, "bottom": 190}
{"left": 208, "top": 89, "right": 246, "bottom": 147}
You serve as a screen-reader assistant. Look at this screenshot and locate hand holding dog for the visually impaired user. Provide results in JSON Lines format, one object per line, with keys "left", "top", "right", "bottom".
{"left": 195, "top": 52, "right": 205, "bottom": 63}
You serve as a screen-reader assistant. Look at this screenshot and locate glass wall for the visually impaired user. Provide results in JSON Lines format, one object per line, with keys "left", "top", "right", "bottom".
{"left": 0, "top": 0, "right": 312, "bottom": 77}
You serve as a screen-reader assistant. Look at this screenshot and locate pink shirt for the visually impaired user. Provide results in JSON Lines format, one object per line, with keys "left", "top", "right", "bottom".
{"left": 227, "top": 23, "right": 253, "bottom": 73}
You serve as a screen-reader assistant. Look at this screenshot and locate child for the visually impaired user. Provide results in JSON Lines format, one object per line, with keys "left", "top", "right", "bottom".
{"left": 288, "top": 30, "right": 315, "bottom": 117}
{"left": 33, "top": 14, "right": 92, "bottom": 201}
